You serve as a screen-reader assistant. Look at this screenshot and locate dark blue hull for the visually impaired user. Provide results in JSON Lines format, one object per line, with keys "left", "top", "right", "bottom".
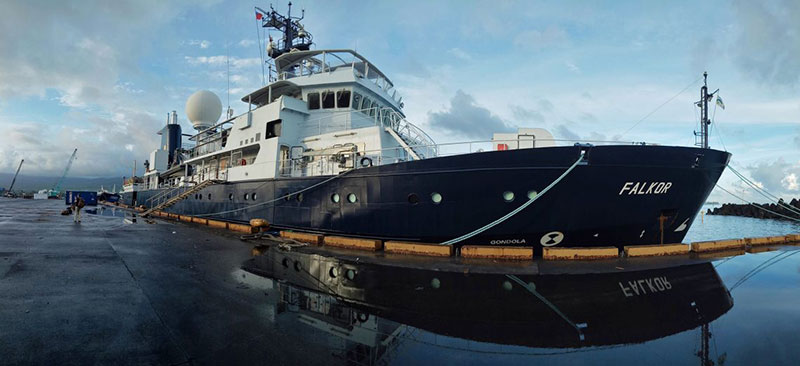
{"left": 122, "top": 145, "right": 730, "bottom": 248}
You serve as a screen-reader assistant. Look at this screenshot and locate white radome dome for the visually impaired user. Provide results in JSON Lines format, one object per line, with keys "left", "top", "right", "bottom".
{"left": 185, "top": 90, "right": 222, "bottom": 131}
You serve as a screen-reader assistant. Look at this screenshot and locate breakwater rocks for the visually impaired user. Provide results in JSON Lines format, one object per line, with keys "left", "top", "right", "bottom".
{"left": 707, "top": 198, "right": 800, "bottom": 220}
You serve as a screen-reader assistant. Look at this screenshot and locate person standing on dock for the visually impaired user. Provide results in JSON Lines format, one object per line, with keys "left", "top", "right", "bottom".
{"left": 74, "top": 196, "right": 85, "bottom": 223}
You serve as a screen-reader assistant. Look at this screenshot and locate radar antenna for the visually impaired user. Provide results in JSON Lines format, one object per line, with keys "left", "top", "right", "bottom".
{"left": 256, "top": 2, "right": 313, "bottom": 60}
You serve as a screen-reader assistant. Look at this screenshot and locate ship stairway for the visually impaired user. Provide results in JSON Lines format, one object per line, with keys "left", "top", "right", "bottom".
{"left": 381, "top": 108, "right": 438, "bottom": 160}
{"left": 141, "top": 179, "right": 219, "bottom": 217}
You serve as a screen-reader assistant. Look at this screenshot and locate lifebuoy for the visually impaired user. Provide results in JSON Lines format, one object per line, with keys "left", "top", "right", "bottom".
{"left": 360, "top": 156, "right": 373, "bottom": 168}
{"left": 241, "top": 159, "right": 247, "bottom": 166}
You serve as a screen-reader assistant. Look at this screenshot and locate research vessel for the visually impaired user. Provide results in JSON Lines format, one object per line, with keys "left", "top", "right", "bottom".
{"left": 121, "top": 4, "right": 730, "bottom": 249}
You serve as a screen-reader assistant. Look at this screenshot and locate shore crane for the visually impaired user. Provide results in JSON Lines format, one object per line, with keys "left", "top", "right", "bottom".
{"left": 4, "top": 159, "right": 24, "bottom": 197}
{"left": 49, "top": 148, "right": 77, "bottom": 198}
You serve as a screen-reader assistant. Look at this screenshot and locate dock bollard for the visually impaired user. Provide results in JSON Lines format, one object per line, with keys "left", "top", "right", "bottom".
{"left": 249, "top": 218, "right": 270, "bottom": 233}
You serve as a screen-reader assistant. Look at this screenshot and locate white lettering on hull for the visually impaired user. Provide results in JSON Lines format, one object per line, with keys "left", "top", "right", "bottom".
{"left": 619, "top": 182, "right": 672, "bottom": 195}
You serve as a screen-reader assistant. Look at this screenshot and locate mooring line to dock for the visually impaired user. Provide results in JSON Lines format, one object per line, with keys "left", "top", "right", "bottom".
{"left": 714, "top": 184, "right": 800, "bottom": 223}
{"left": 192, "top": 169, "right": 353, "bottom": 217}
{"left": 439, "top": 153, "right": 584, "bottom": 246}
{"left": 729, "top": 248, "right": 800, "bottom": 291}
{"left": 505, "top": 274, "right": 586, "bottom": 342}
{"left": 726, "top": 164, "right": 800, "bottom": 217}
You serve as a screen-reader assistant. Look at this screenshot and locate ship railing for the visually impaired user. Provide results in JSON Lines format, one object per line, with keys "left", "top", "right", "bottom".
{"left": 275, "top": 50, "right": 403, "bottom": 105}
{"left": 264, "top": 137, "right": 650, "bottom": 177}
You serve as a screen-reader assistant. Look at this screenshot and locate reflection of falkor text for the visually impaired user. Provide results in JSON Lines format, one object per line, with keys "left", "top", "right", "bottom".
{"left": 618, "top": 277, "right": 672, "bottom": 297}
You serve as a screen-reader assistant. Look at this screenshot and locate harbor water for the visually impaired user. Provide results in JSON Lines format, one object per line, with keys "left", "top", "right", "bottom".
{"left": 1, "top": 199, "right": 799, "bottom": 365}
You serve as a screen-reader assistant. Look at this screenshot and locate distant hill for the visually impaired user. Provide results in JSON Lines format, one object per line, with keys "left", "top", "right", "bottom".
{"left": 0, "top": 172, "right": 123, "bottom": 193}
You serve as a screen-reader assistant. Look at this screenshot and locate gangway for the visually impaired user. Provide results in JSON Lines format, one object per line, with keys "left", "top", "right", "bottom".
{"left": 141, "top": 180, "right": 218, "bottom": 217}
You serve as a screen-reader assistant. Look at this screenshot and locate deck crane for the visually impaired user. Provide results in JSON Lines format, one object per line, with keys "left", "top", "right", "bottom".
{"left": 5, "top": 159, "right": 24, "bottom": 197}
{"left": 49, "top": 148, "right": 77, "bottom": 198}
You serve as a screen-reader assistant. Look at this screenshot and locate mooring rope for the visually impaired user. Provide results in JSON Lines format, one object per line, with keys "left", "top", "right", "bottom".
{"left": 725, "top": 164, "right": 800, "bottom": 217}
{"left": 714, "top": 184, "right": 800, "bottom": 223}
{"left": 439, "top": 153, "right": 585, "bottom": 246}
{"left": 192, "top": 169, "right": 353, "bottom": 217}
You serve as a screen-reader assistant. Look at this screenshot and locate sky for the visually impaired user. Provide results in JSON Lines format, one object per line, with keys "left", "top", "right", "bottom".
{"left": 0, "top": 0, "right": 798, "bottom": 203}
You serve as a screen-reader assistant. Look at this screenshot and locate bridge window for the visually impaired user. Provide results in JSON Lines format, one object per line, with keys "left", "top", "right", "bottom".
{"left": 336, "top": 90, "right": 351, "bottom": 108}
{"left": 369, "top": 101, "right": 378, "bottom": 117}
{"left": 361, "top": 97, "right": 372, "bottom": 115}
{"left": 266, "top": 119, "right": 282, "bottom": 138}
{"left": 307, "top": 92, "right": 320, "bottom": 110}
{"left": 352, "top": 92, "right": 362, "bottom": 111}
{"left": 322, "top": 91, "right": 335, "bottom": 109}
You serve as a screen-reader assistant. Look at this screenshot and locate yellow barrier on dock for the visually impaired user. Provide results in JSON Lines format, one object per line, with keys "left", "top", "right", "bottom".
{"left": 228, "top": 223, "right": 257, "bottom": 234}
{"left": 745, "top": 236, "right": 786, "bottom": 246}
{"left": 460, "top": 246, "right": 533, "bottom": 260}
{"left": 624, "top": 243, "right": 689, "bottom": 257}
{"left": 543, "top": 247, "right": 619, "bottom": 260}
{"left": 384, "top": 241, "right": 453, "bottom": 257}
{"left": 323, "top": 236, "right": 383, "bottom": 251}
{"left": 207, "top": 219, "right": 228, "bottom": 230}
{"left": 280, "top": 231, "right": 324, "bottom": 245}
{"left": 191, "top": 217, "right": 208, "bottom": 225}
{"left": 691, "top": 238, "right": 746, "bottom": 252}
{"left": 179, "top": 215, "right": 192, "bottom": 223}
{"left": 787, "top": 234, "right": 800, "bottom": 243}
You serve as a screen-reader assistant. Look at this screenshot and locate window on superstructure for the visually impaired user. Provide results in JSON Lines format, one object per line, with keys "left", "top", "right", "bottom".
{"left": 321, "top": 91, "right": 335, "bottom": 109}
{"left": 352, "top": 92, "right": 362, "bottom": 111}
{"left": 336, "top": 90, "right": 351, "bottom": 108}
{"left": 369, "top": 101, "right": 378, "bottom": 117}
{"left": 307, "top": 92, "right": 320, "bottom": 110}
{"left": 266, "top": 119, "right": 282, "bottom": 139}
{"left": 361, "top": 97, "right": 372, "bottom": 115}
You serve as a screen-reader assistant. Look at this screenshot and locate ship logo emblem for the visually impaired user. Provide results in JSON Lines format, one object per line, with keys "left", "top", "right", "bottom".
{"left": 540, "top": 231, "right": 564, "bottom": 246}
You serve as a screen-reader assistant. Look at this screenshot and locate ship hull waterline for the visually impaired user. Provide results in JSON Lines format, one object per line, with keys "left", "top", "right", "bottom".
{"left": 121, "top": 145, "right": 730, "bottom": 249}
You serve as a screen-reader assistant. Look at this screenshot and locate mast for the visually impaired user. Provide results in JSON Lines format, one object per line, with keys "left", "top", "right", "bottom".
{"left": 257, "top": 2, "right": 313, "bottom": 60}
{"left": 695, "top": 72, "right": 718, "bottom": 149}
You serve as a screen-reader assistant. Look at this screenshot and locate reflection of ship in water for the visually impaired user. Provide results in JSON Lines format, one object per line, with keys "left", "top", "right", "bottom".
{"left": 245, "top": 245, "right": 733, "bottom": 355}
{"left": 277, "top": 282, "right": 408, "bottom": 365}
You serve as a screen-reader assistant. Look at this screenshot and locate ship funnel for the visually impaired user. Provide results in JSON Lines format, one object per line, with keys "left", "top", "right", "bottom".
{"left": 185, "top": 90, "right": 222, "bottom": 131}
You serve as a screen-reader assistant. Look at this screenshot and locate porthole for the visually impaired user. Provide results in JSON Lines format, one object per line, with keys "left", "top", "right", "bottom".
{"left": 281, "top": 258, "right": 289, "bottom": 268}
{"left": 431, "top": 192, "right": 442, "bottom": 204}
{"left": 527, "top": 190, "right": 538, "bottom": 200}
{"left": 407, "top": 193, "right": 420, "bottom": 205}
{"left": 244, "top": 193, "right": 249, "bottom": 201}
{"left": 284, "top": 194, "right": 292, "bottom": 202}
{"left": 331, "top": 193, "right": 340, "bottom": 203}
{"left": 297, "top": 193, "right": 304, "bottom": 202}
{"left": 329, "top": 266, "right": 338, "bottom": 278}
{"left": 252, "top": 193, "right": 258, "bottom": 200}
{"left": 346, "top": 269, "right": 356, "bottom": 280}
{"left": 228, "top": 193, "right": 234, "bottom": 201}
{"left": 347, "top": 193, "right": 357, "bottom": 203}
{"left": 503, "top": 191, "right": 515, "bottom": 202}
{"left": 294, "top": 261, "right": 302, "bottom": 272}
{"left": 194, "top": 194, "right": 198, "bottom": 199}
{"left": 207, "top": 193, "right": 211, "bottom": 200}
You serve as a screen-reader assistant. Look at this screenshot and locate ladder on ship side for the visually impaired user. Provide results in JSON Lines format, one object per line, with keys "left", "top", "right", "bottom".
{"left": 141, "top": 180, "right": 218, "bottom": 217}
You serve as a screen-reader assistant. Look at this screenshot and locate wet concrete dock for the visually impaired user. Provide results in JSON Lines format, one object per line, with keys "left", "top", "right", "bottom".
{"left": 0, "top": 198, "right": 328, "bottom": 365}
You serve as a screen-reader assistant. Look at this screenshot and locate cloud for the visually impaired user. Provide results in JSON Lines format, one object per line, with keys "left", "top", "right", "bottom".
{"left": 731, "top": 0, "right": 800, "bottom": 86}
{"left": 565, "top": 61, "right": 580, "bottom": 73}
{"left": 448, "top": 48, "right": 472, "bottom": 61}
{"left": 188, "top": 39, "right": 211, "bottom": 49}
{"left": 238, "top": 39, "right": 256, "bottom": 47}
{"left": 427, "top": 90, "right": 514, "bottom": 139}
{"left": 747, "top": 158, "right": 800, "bottom": 198}
{"left": 185, "top": 55, "right": 261, "bottom": 69}
{"left": 510, "top": 105, "right": 545, "bottom": 123}
{"left": 554, "top": 125, "right": 580, "bottom": 141}
{"left": 512, "top": 26, "right": 569, "bottom": 50}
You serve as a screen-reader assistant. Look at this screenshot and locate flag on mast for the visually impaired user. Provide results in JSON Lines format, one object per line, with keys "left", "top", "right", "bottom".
{"left": 716, "top": 95, "right": 725, "bottom": 110}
